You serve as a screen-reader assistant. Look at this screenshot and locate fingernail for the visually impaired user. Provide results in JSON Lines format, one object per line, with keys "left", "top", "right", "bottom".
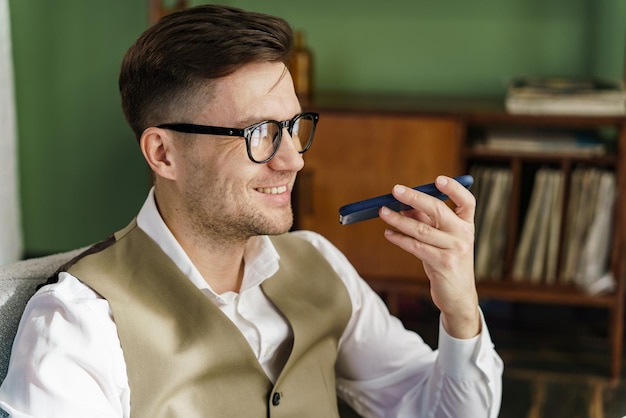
{"left": 394, "top": 184, "right": 405, "bottom": 195}
{"left": 437, "top": 176, "right": 448, "bottom": 186}
{"left": 381, "top": 206, "right": 390, "bottom": 215}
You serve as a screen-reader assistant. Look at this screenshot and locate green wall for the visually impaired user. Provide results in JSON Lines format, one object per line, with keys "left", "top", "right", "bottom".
{"left": 9, "top": 0, "right": 149, "bottom": 255}
{"left": 215, "top": 0, "right": 624, "bottom": 94}
{"left": 8, "top": 0, "right": 626, "bottom": 255}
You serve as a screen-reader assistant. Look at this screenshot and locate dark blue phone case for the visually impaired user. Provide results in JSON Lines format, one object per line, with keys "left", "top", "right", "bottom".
{"left": 338, "top": 175, "right": 474, "bottom": 225}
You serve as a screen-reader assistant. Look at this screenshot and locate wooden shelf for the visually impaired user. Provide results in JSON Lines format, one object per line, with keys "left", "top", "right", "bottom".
{"left": 465, "top": 111, "right": 626, "bottom": 128}
{"left": 366, "top": 276, "right": 617, "bottom": 308}
{"left": 463, "top": 149, "right": 618, "bottom": 166}
{"left": 297, "top": 91, "right": 626, "bottom": 381}
{"left": 477, "top": 281, "right": 617, "bottom": 307}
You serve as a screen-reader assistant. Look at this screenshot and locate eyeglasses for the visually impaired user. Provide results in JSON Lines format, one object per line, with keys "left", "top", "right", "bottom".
{"left": 156, "top": 112, "right": 319, "bottom": 164}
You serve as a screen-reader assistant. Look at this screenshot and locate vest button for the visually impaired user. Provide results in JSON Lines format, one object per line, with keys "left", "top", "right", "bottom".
{"left": 272, "top": 392, "right": 281, "bottom": 406}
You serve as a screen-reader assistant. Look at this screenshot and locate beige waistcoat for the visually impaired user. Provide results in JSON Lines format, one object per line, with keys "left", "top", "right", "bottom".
{"left": 62, "top": 220, "right": 352, "bottom": 418}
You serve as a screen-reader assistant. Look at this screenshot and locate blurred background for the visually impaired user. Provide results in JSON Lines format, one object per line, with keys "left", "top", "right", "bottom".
{"left": 5, "top": 0, "right": 625, "bottom": 256}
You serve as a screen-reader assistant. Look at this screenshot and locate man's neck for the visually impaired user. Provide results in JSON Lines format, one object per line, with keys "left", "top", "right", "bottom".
{"left": 153, "top": 186, "right": 249, "bottom": 294}
{"left": 181, "top": 236, "right": 248, "bottom": 295}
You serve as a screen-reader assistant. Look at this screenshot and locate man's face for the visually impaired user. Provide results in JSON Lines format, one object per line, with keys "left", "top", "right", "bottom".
{"left": 171, "top": 61, "right": 304, "bottom": 244}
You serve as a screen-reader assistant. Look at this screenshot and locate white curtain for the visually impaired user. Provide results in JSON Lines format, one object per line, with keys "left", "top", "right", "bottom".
{"left": 0, "top": 0, "right": 22, "bottom": 265}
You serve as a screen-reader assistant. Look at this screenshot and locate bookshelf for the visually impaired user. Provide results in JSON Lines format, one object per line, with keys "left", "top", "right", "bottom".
{"left": 297, "top": 92, "right": 626, "bottom": 381}
{"left": 464, "top": 111, "right": 625, "bottom": 381}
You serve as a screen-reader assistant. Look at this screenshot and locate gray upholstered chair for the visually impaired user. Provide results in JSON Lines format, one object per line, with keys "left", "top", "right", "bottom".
{"left": 0, "top": 248, "right": 84, "bottom": 417}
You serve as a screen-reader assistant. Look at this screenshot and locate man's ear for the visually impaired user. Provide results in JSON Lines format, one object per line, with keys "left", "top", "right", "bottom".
{"left": 140, "top": 127, "right": 177, "bottom": 180}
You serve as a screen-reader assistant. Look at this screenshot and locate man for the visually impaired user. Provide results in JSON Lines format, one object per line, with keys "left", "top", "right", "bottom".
{"left": 0, "top": 5, "right": 502, "bottom": 417}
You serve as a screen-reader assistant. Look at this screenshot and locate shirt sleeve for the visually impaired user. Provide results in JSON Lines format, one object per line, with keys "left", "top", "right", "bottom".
{"left": 0, "top": 273, "right": 130, "bottom": 418}
{"left": 291, "top": 230, "right": 504, "bottom": 418}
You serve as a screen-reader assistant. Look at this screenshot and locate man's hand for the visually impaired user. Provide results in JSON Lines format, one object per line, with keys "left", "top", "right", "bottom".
{"left": 380, "top": 175, "right": 480, "bottom": 339}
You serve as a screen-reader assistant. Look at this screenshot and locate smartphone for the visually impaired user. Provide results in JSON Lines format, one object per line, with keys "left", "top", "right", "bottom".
{"left": 338, "top": 175, "right": 474, "bottom": 225}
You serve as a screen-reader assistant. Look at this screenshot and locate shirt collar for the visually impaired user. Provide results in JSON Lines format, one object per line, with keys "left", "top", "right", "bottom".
{"left": 136, "top": 188, "right": 280, "bottom": 298}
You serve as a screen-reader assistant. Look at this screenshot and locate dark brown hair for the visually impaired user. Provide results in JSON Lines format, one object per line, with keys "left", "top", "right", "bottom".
{"left": 119, "top": 5, "right": 293, "bottom": 140}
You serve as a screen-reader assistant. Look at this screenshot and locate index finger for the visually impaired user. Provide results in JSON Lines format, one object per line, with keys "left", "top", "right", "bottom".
{"left": 433, "top": 175, "right": 476, "bottom": 223}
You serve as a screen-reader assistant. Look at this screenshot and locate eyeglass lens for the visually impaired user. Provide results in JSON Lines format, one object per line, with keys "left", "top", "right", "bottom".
{"left": 248, "top": 114, "right": 315, "bottom": 162}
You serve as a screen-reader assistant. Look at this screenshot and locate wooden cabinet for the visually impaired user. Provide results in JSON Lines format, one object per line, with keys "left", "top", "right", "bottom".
{"left": 296, "top": 110, "right": 465, "bottom": 281}
{"left": 297, "top": 92, "right": 626, "bottom": 381}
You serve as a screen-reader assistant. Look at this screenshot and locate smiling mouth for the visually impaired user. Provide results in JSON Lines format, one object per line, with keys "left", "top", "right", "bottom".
{"left": 255, "top": 185, "right": 288, "bottom": 195}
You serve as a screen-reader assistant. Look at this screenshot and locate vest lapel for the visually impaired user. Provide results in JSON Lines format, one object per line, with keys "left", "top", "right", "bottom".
{"left": 70, "top": 222, "right": 271, "bottom": 417}
{"left": 262, "top": 234, "right": 352, "bottom": 417}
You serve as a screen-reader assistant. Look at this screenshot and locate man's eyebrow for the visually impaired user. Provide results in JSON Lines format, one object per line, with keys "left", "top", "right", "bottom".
{"left": 233, "top": 116, "right": 264, "bottom": 127}
{"left": 234, "top": 110, "right": 303, "bottom": 127}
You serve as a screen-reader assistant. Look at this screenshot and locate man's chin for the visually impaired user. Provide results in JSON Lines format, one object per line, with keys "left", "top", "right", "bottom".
{"left": 267, "top": 227, "right": 292, "bottom": 236}
{"left": 242, "top": 207, "right": 293, "bottom": 237}
{"left": 267, "top": 220, "right": 294, "bottom": 236}
{"left": 264, "top": 212, "right": 294, "bottom": 236}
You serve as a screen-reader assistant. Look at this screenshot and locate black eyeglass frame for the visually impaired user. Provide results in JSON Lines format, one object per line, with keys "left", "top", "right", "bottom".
{"left": 156, "top": 112, "right": 319, "bottom": 164}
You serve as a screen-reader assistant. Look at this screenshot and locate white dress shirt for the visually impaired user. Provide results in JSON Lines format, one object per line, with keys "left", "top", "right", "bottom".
{"left": 0, "top": 189, "right": 503, "bottom": 418}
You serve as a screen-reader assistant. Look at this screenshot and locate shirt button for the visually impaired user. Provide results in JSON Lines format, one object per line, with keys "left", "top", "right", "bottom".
{"left": 272, "top": 392, "right": 281, "bottom": 406}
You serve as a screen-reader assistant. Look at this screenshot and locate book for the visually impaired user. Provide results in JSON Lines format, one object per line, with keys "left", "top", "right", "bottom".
{"left": 473, "top": 167, "right": 512, "bottom": 281}
{"left": 505, "top": 76, "right": 626, "bottom": 116}
{"left": 512, "top": 168, "right": 563, "bottom": 283}
{"left": 544, "top": 171, "right": 564, "bottom": 284}
{"left": 513, "top": 169, "right": 549, "bottom": 282}
{"left": 470, "top": 165, "right": 489, "bottom": 241}
{"left": 527, "top": 170, "right": 553, "bottom": 283}
{"left": 487, "top": 170, "right": 512, "bottom": 279}
{"left": 559, "top": 168, "right": 616, "bottom": 291}
{"left": 474, "top": 128, "right": 607, "bottom": 156}
{"left": 575, "top": 171, "right": 616, "bottom": 293}
{"left": 560, "top": 169, "right": 585, "bottom": 283}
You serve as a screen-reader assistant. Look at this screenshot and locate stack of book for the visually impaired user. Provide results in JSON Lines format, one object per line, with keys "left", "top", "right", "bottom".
{"left": 471, "top": 166, "right": 513, "bottom": 281}
{"left": 473, "top": 127, "right": 608, "bottom": 156}
{"left": 470, "top": 163, "right": 616, "bottom": 292}
{"left": 560, "top": 168, "right": 616, "bottom": 293}
{"left": 512, "top": 168, "right": 564, "bottom": 285}
{"left": 505, "top": 76, "right": 626, "bottom": 116}
{"left": 508, "top": 167, "right": 616, "bottom": 292}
